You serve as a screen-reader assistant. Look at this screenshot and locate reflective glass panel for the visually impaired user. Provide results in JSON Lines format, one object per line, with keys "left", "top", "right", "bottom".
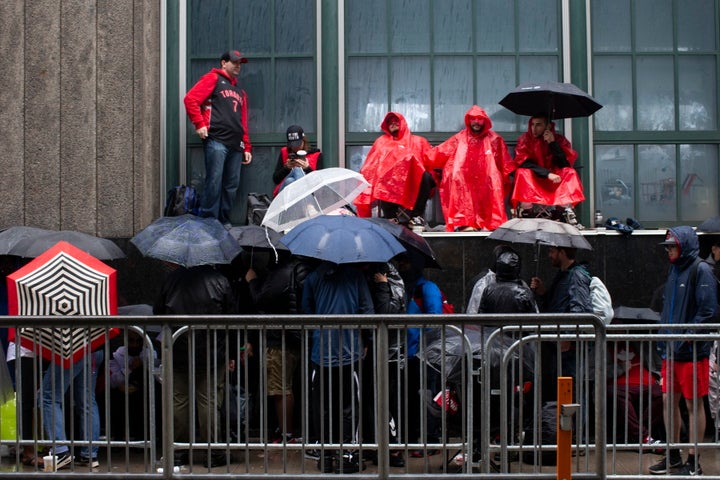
{"left": 679, "top": 144, "right": 718, "bottom": 221}
{"left": 433, "top": 0, "right": 472, "bottom": 52}
{"left": 347, "top": 145, "right": 373, "bottom": 173}
{"left": 274, "top": 58, "right": 315, "bottom": 131}
{"left": 190, "top": 0, "right": 229, "bottom": 55}
{"left": 477, "top": 56, "right": 517, "bottom": 132}
{"left": 391, "top": 58, "right": 431, "bottom": 132}
{"left": 636, "top": 56, "right": 675, "bottom": 131}
{"left": 518, "top": 56, "right": 558, "bottom": 84}
{"left": 638, "top": 145, "right": 677, "bottom": 221}
{"left": 275, "top": 0, "right": 314, "bottom": 54}
{"left": 435, "top": 57, "right": 473, "bottom": 131}
{"left": 594, "top": 56, "right": 633, "bottom": 131}
{"left": 241, "top": 59, "right": 272, "bottom": 133}
{"left": 591, "top": 0, "right": 631, "bottom": 52}
{"left": 595, "top": 145, "right": 635, "bottom": 220}
{"left": 346, "top": 0, "right": 387, "bottom": 54}
{"left": 390, "top": 0, "right": 430, "bottom": 53}
{"left": 518, "top": 0, "right": 558, "bottom": 53}
{"left": 679, "top": 56, "right": 717, "bottom": 130}
{"left": 236, "top": 0, "right": 272, "bottom": 53}
{"left": 347, "top": 58, "right": 388, "bottom": 132}
{"left": 634, "top": 0, "right": 672, "bottom": 52}
{"left": 476, "top": 0, "right": 515, "bottom": 52}
{"left": 677, "top": 0, "right": 716, "bottom": 52}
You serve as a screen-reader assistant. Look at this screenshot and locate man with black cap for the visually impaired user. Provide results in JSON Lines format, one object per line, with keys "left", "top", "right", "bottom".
{"left": 184, "top": 50, "right": 253, "bottom": 228}
{"left": 272, "top": 125, "right": 323, "bottom": 196}
{"left": 649, "top": 226, "right": 717, "bottom": 476}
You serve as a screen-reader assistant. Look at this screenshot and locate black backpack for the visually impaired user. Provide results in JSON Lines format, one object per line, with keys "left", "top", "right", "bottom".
{"left": 246, "top": 192, "right": 272, "bottom": 226}
{"left": 164, "top": 185, "right": 201, "bottom": 216}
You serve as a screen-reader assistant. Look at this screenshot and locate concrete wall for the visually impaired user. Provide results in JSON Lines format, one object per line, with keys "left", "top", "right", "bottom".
{"left": 0, "top": 0, "right": 161, "bottom": 238}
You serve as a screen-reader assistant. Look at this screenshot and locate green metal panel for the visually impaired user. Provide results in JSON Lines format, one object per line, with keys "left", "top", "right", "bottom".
{"left": 321, "top": 0, "right": 339, "bottom": 167}
{"left": 569, "top": 0, "right": 591, "bottom": 224}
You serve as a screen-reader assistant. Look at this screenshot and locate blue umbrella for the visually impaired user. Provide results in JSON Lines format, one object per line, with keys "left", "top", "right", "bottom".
{"left": 281, "top": 215, "right": 406, "bottom": 264}
{"left": 130, "top": 215, "right": 242, "bottom": 267}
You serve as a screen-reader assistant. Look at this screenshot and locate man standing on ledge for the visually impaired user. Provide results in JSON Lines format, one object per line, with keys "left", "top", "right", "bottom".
{"left": 184, "top": 50, "right": 253, "bottom": 228}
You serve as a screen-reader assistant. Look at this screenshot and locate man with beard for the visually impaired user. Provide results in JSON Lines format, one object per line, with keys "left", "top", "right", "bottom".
{"left": 355, "top": 112, "right": 435, "bottom": 228}
{"left": 510, "top": 113, "right": 584, "bottom": 225}
{"left": 428, "top": 105, "right": 514, "bottom": 232}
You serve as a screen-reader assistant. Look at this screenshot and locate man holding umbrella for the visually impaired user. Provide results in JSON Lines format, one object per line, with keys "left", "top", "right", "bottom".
{"left": 511, "top": 113, "right": 585, "bottom": 225}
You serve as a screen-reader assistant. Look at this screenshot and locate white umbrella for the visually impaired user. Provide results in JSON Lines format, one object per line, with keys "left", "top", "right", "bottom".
{"left": 261, "top": 168, "right": 369, "bottom": 232}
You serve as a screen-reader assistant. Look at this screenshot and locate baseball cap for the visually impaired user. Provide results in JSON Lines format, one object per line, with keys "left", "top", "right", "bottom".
{"left": 286, "top": 125, "right": 305, "bottom": 149}
{"left": 658, "top": 231, "right": 679, "bottom": 246}
{"left": 221, "top": 50, "right": 248, "bottom": 64}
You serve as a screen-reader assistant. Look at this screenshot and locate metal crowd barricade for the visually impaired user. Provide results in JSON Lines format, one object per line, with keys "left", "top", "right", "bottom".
{"left": 3, "top": 314, "right": 720, "bottom": 479}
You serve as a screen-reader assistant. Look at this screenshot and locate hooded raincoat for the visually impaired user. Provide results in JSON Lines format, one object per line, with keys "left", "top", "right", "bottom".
{"left": 511, "top": 118, "right": 584, "bottom": 208}
{"left": 429, "top": 105, "right": 513, "bottom": 231}
{"left": 659, "top": 226, "right": 717, "bottom": 361}
{"left": 355, "top": 112, "right": 433, "bottom": 217}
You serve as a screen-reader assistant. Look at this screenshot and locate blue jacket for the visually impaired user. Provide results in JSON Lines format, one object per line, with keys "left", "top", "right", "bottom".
{"left": 406, "top": 276, "right": 443, "bottom": 357}
{"left": 659, "top": 226, "right": 717, "bottom": 360}
{"left": 303, "top": 263, "right": 374, "bottom": 366}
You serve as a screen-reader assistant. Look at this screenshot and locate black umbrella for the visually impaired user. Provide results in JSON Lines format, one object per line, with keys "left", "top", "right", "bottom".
{"left": 499, "top": 81, "right": 602, "bottom": 120}
{"left": 7, "top": 230, "right": 126, "bottom": 260}
{"left": 228, "top": 225, "right": 289, "bottom": 252}
{"left": 363, "top": 217, "right": 441, "bottom": 269}
{"left": 697, "top": 216, "right": 720, "bottom": 233}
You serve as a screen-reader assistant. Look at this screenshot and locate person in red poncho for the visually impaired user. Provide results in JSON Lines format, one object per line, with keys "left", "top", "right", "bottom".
{"left": 428, "top": 105, "right": 513, "bottom": 232}
{"left": 354, "top": 112, "right": 435, "bottom": 226}
{"left": 510, "top": 114, "right": 585, "bottom": 225}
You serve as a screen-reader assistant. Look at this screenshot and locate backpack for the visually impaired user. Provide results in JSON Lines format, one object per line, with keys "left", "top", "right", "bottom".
{"left": 164, "top": 185, "right": 201, "bottom": 216}
{"left": 246, "top": 192, "right": 272, "bottom": 226}
{"left": 413, "top": 286, "right": 455, "bottom": 314}
{"left": 574, "top": 265, "right": 613, "bottom": 325}
{"left": 589, "top": 276, "right": 614, "bottom": 325}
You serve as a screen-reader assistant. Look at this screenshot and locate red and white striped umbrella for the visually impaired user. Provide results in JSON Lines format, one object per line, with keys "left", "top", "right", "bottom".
{"left": 7, "top": 241, "right": 118, "bottom": 368}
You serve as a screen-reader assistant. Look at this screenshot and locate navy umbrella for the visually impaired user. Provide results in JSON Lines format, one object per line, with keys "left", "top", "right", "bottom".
{"left": 281, "top": 215, "right": 406, "bottom": 264}
{"left": 499, "top": 81, "right": 602, "bottom": 120}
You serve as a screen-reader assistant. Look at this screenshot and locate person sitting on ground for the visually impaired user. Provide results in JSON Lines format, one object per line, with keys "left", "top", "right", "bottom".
{"left": 510, "top": 113, "right": 585, "bottom": 226}
{"left": 272, "top": 125, "right": 323, "bottom": 197}
{"left": 354, "top": 112, "right": 435, "bottom": 228}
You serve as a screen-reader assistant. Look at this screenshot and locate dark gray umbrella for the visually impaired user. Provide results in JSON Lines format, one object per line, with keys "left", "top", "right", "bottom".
{"left": 364, "top": 217, "right": 441, "bottom": 269}
{"left": 697, "top": 216, "right": 720, "bottom": 233}
{"left": 0, "top": 226, "right": 54, "bottom": 255}
{"left": 7, "top": 229, "right": 125, "bottom": 260}
{"left": 488, "top": 218, "right": 592, "bottom": 250}
{"left": 130, "top": 214, "right": 242, "bottom": 268}
{"left": 499, "top": 81, "right": 602, "bottom": 120}
{"left": 228, "top": 225, "right": 289, "bottom": 252}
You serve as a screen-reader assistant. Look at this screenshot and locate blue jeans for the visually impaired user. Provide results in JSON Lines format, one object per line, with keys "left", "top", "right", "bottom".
{"left": 201, "top": 138, "right": 243, "bottom": 224}
{"left": 42, "top": 351, "right": 103, "bottom": 458}
{"left": 278, "top": 167, "right": 305, "bottom": 194}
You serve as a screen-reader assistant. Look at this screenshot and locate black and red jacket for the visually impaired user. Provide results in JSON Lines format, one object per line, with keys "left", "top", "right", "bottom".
{"left": 272, "top": 147, "right": 323, "bottom": 197}
{"left": 184, "top": 68, "right": 251, "bottom": 152}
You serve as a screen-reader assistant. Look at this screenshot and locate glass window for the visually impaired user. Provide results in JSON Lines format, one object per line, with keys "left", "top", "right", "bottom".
{"left": 234, "top": 1, "right": 272, "bottom": 53}
{"left": 346, "top": 58, "right": 388, "bottom": 132}
{"left": 275, "top": 0, "right": 314, "bottom": 54}
{"left": 634, "top": 0, "right": 673, "bottom": 52}
{"left": 679, "top": 56, "right": 717, "bottom": 131}
{"left": 435, "top": 56, "right": 474, "bottom": 131}
{"left": 390, "top": 0, "right": 430, "bottom": 53}
{"left": 433, "top": 0, "right": 472, "bottom": 53}
{"left": 390, "top": 58, "right": 432, "bottom": 132}
{"left": 346, "top": 0, "right": 387, "bottom": 54}
{"left": 594, "top": 57, "right": 633, "bottom": 131}
{"left": 591, "top": 0, "right": 630, "bottom": 53}
{"left": 518, "top": 0, "right": 558, "bottom": 53}
{"left": 677, "top": 0, "right": 716, "bottom": 52}
{"left": 636, "top": 56, "right": 675, "bottom": 131}
{"left": 477, "top": 56, "right": 516, "bottom": 131}
{"left": 476, "top": 0, "right": 515, "bottom": 52}
{"left": 638, "top": 145, "right": 677, "bottom": 221}
{"left": 679, "top": 144, "right": 718, "bottom": 221}
{"left": 274, "top": 58, "right": 315, "bottom": 130}
{"left": 595, "top": 145, "right": 635, "bottom": 221}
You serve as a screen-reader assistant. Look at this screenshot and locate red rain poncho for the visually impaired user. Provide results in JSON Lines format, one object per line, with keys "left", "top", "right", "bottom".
{"left": 355, "top": 112, "right": 432, "bottom": 217}
{"left": 511, "top": 118, "right": 584, "bottom": 207}
{"left": 428, "top": 106, "right": 513, "bottom": 231}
